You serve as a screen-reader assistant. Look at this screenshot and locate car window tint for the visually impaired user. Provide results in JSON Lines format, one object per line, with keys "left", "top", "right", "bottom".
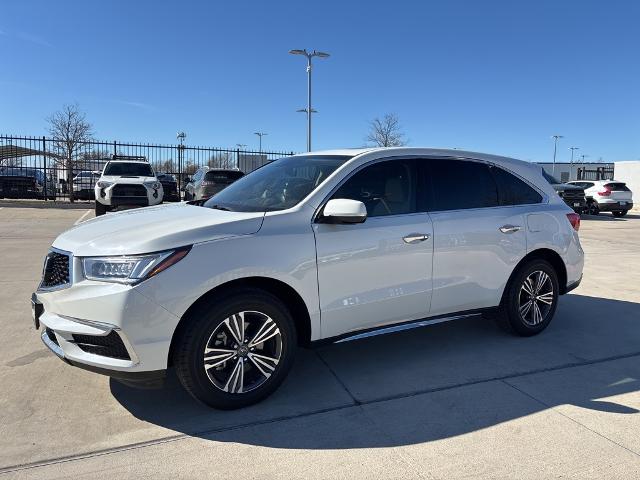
{"left": 430, "top": 159, "right": 498, "bottom": 211}
{"left": 491, "top": 166, "right": 542, "bottom": 205}
{"left": 332, "top": 159, "right": 416, "bottom": 217}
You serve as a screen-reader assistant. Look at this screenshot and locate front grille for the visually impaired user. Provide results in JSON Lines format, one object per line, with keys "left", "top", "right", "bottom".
{"left": 41, "top": 251, "right": 70, "bottom": 288}
{"left": 560, "top": 190, "right": 585, "bottom": 201}
{"left": 112, "top": 184, "right": 147, "bottom": 197}
{"left": 45, "top": 327, "right": 59, "bottom": 346}
{"left": 72, "top": 331, "right": 131, "bottom": 360}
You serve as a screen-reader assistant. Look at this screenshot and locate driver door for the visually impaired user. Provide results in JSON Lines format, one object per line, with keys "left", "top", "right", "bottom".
{"left": 313, "top": 158, "right": 434, "bottom": 339}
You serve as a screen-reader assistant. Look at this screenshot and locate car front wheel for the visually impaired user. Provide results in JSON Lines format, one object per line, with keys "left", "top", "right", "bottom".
{"left": 95, "top": 201, "right": 108, "bottom": 216}
{"left": 174, "top": 289, "right": 297, "bottom": 409}
{"left": 493, "top": 260, "right": 559, "bottom": 336}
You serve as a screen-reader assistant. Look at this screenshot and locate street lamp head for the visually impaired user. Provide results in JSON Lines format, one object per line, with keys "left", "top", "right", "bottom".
{"left": 551, "top": 134, "right": 564, "bottom": 140}
{"left": 176, "top": 131, "right": 186, "bottom": 140}
{"left": 289, "top": 49, "right": 307, "bottom": 56}
{"left": 313, "top": 51, "right": 330, "bottom": 58}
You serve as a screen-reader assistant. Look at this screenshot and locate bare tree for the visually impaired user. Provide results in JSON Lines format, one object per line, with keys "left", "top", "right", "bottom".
{"left": 47, "top": 104, "right": 94, "bottom": 201}
{"left": 208, "top": 152, "right": 234, "bottom": 169}
{"left": 365, "top": 113, "right": 407, "bottom": 147}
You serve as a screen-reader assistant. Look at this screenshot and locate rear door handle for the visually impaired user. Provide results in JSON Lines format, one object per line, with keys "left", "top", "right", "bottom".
{"left": 499, "top": 225, "right": 522, "bottom": 234}
{"left": 403, "top": 233, "right": 430, "bottom": 244}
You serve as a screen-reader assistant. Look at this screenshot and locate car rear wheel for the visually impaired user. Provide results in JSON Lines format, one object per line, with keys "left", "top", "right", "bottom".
{"left": 173, "top": 289, "right": 297, "bottom": 409}
{"left": 612, "top": 211, "right": 627, "bottom": 218}
{"left": 586, "top": 202, "right": 599, "bottom": 215}
{"left": 493, "top": 260, "right": 559, "bottom": 336}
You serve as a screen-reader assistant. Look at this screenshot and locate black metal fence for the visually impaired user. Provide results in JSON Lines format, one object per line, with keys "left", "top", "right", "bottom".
{"left": 0, "top": 135, "right": 294, "bottom": 202}
{"left": 577, "top": 166, "right": 614, "bottom": 181}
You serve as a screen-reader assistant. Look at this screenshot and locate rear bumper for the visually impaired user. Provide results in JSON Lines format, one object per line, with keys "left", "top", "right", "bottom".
{"left": 595, "top": 201, "right": 633, "bottom": 212}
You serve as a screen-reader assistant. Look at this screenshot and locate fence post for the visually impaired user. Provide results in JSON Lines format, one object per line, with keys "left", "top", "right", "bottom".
{"left": 113, "top": 141, "right": 117, "bottom": 156}
{"left": 42, "top": 136, "right": 48, "bottom": 202}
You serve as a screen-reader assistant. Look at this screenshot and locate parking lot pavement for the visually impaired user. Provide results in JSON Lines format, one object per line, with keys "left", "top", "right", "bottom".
{"left": 1, "top": 208, "right": 639, "bottom": 479}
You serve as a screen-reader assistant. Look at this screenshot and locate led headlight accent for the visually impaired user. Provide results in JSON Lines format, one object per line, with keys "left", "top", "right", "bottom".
{"left": 82, "top": 247, "right": 190, "bottom": 284}
{"left": 145, "top": 181, "right": 161, "bottom": 190}
{"left": 97, "top": 181, "right": 113, "bottom": 188}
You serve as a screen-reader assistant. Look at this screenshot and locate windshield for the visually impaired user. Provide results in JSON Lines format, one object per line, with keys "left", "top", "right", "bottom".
{"left": 204, "top": 170, "right": 244, "bottom": 183}
{"left": 104, "top": 162, "right": 153, "bottom": 177}
{"left": 204, "top": 155, "right": 351, "bottom": 212}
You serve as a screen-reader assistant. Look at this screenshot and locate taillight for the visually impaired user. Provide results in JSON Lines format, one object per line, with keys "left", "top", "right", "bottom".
{"left": 597, "top": 185, "right": 612, "bottom": 196}
{"left": 566, "top": 212, "right": 580, "bottom": 231}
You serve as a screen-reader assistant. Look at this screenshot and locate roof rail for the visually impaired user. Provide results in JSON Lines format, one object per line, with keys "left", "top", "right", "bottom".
{"left": 111, "top": 154, "right": 148, "bottom": 162}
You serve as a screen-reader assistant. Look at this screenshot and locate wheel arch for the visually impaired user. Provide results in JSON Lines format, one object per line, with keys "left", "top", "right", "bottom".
{"left": 168, "top": 276, "right": 313, "bottom": 367}
{"left": 501, "top": 248, "right": 568, "bottom": 304}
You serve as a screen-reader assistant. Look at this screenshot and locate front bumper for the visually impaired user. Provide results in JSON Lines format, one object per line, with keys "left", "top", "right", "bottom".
{"left": 33, "top": 276, "right": 178, "bottom": 385}
{"left": 95, "top": 183, "right": 163, "bottom": 207}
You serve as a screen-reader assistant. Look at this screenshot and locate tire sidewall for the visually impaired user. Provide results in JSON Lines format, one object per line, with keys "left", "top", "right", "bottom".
{"left": 176, "top": 290, "right": 296, "bottom": 409}
{"left": 505, "top": 260, "right": 559, "bottom": 336}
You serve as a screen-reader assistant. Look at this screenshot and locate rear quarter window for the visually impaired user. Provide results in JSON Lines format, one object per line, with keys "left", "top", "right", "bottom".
{"left": 491, "top": 166, "right": 543, "bottom": 205}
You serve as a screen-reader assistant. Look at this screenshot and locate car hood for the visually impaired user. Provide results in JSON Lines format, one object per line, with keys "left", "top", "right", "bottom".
{"left": 52, "top": 203, "right": 265, "bottom": 256}
{"left": 99, "top": 175, "right": 157, "bottom": 184}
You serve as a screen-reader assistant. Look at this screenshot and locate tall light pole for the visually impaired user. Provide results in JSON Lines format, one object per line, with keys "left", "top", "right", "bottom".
{"left": 254, "top": 132, "right": 267, "bottom": 153}
{"left": 289, "top": 49, "right": 330, "bottom": 152}
{"left": 176, "top": 132, "right": 186, "bottom": 193}
{"left": 569, "top": 146, "right": 579, "bottom": 180}
{"left": 551, "top": 135, "right": 563, "bottom": 176}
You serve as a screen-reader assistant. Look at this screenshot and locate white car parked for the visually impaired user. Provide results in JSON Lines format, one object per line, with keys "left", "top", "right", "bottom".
{"left": 567, "top": 180, "right": 633, "bottom": 217}
{"left": 94, "top": 156, "right": 163, "bottom": 216}
{"left": 32, "top": 148, "right": 584, "bottom": 409}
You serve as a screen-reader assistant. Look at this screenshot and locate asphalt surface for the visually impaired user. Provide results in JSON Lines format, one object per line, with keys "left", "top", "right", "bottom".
{"left": 1, "top": 206, "right": 639, "bottom": 479}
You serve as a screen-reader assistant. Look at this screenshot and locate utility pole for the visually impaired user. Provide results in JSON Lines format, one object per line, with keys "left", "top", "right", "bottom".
{"left": 289, "top": 49, "right": 330, "bottom": 152}
{"left": 569, "top": 146, "right": 579, "bottom": 180}
{"left": 551, "top": 135, "right": 564, "bottom": 176}
{"left": 254, "top": 132, "right": 267, "bottom": 153}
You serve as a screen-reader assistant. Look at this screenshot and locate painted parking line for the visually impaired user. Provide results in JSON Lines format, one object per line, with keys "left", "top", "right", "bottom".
{"left": 74, "top": 210, "right": 92, "bottom": 225}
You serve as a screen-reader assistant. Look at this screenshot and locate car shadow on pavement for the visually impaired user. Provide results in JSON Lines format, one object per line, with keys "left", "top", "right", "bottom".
{"left": 111, "top": 294, "right": 640, "bottom": 449}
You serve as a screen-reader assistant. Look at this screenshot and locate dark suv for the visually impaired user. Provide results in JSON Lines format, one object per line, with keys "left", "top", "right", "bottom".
{"left": 0, "top": 167, "right": 56, "bottom": 200}
{"left": 541, "top": 170, "right": 586, "bottom": 214}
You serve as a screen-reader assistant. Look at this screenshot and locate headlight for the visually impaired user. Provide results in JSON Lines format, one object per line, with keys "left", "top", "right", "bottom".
{"left": 145, "top": 181, "right": 161, "bottom": 189}
{"left": 97, "top": 181, "right": 113, "bottom": 188}
{"left": 82, "top": 247, "right": 190, "bottom": 284}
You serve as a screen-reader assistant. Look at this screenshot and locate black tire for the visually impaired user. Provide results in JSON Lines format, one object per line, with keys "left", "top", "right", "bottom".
{"left": 492, "top": 260, "right": 559, "bottom": 336}
{"left": 587, "top": 202, "right": 599, "bottom": 215}
{"left": 612, "top": 211, "right": 627, "bottom": 218}
{"left": 95, "top": 201, "right": 108, "bottom": 216}
{"left": 173, "top": 288, "right": 297, "bottom": 409}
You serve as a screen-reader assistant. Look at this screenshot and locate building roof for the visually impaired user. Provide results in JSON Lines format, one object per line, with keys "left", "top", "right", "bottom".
{"left": 0, "top": 145, "right": 62, "bottom": 161}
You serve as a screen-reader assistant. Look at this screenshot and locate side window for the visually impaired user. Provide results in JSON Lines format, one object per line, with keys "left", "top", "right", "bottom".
{"left": 430, "top": 159, "right": 498, "bottom": 211}
{"left": 332, "top": 159, "right": 416, "bottom": 217}
{"left": 491, "top": 166, "right": 543, "bottom": 206}
{"left": 193, "top": 169, "right": 203, "bottom": 182}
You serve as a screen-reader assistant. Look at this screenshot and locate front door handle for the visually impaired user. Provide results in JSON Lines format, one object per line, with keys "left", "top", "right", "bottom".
{"left": 403, "top": 233, "right": 430, "bottom": 244}
{"left": 499, "top": 225, "right": 522, "bottom": 234}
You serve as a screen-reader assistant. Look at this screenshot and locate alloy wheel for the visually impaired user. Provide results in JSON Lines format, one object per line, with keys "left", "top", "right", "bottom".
{"left": 203, "top": 311, "right": 282, "bottom": 394}
{"left": 518, "top": 270, "right": 554, "bottom": 326}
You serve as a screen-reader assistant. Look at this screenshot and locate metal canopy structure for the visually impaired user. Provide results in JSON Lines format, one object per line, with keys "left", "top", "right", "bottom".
{"left": 0, "top": 145, "right": 62, "bottom": 162}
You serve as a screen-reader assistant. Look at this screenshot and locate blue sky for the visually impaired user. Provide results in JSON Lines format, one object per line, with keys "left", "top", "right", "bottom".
{"left": 1, "top": 0, "right": 638, "bottom": 161}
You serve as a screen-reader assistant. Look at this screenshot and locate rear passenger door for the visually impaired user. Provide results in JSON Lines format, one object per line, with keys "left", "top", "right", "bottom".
{"left": 425, "top": 159, "right": 533, "bottom": 316}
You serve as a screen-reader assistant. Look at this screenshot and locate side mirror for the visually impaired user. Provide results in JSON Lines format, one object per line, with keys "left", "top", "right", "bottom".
{"left": 320, "top": 199, "right": 367, "bottom": 224}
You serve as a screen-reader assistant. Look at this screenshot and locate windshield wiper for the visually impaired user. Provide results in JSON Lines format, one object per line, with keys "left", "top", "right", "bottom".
{"left": 209, "top": 204, "right": 232, "bottom": 211}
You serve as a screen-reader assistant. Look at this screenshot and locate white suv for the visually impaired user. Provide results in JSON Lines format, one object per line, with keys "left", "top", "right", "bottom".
{"left": 32, "top": 148, "right": 584, "bottom": 409}
{"left": 567, "top": 180, "right": 633, "bottom": 217}
{"left": 94, "top": 156, "right": 163, "bottom": 216}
